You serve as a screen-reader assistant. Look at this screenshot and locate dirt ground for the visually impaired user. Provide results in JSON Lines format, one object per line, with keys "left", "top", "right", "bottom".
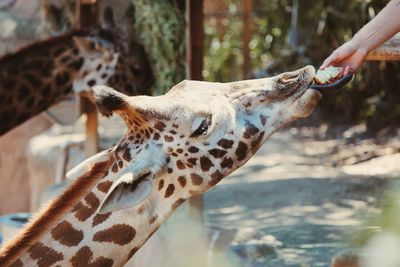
{"left": 144, "top": 124, "right": 400, "bottom": 267}
{"left": 197, "top": 125, "right": 400, "bottom": 267}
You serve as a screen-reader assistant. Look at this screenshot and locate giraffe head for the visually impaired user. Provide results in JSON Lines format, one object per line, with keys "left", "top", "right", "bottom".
{"left": 71, "top": 5, "right": 154, "bottom": 96}
{"left": 0, "top": 66, "right": 320, "bottom": 265}
{"left": 91, "top": 65, "right": 319, "bottom": 214}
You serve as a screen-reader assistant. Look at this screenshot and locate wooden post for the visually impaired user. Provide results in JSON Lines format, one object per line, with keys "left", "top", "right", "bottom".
{"left": 186, "top": 0, "right": 204, "bottom": 222}
{"left": 242, "top": 0, "right": 252, "bottom": 79}
{"left": 76, "top": 0, "right": 99, "bottom": 156}
{"left": 186, "top": 0, "right": 204, "bottom": 80}
{"left": 365, "top": 35, "right": 400, "bottom": 61}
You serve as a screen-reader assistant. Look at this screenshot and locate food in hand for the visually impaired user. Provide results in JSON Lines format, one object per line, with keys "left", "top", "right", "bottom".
{"left": 314, "top": 66, "right": 342, "bottom": 85}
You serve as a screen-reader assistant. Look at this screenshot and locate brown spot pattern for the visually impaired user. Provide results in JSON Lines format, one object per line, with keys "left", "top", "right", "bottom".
{"left": 191, "top": 173, "right": 203, "bottom": 185}
{"left": 221, "top": 157, "right": 233, "bottom": 169}
{"left": 154, "top": 122, "right": 166, "bottom": 131}
{"left": 111, "top": 163, "right": 118, "bottom": 173}
{"left": 187, "top": 158, "right": 197, "bottom": 166}
{"left": 149, "top": 215, "right": 158, "bottom": 224}
{"left": 243, "top": 121, "right": 259, "bottom": 139}
{"left": 164, "top": 135, "right": 174, "bottom": 142}
{"left": 235, "top": 141, "right": 248, "bottom": 161}
{"left": 70, "top": 246, "right": 113, "bottom": 267}
{"left": 218, "top": 139, "right": 234, "bottom": 149}
{"left": 208, "top": 149, "right": 227, "bottom": 158}
{"left": 73, "top": 192, "right": 100, "bottom": 222}
{"left": 137, "top": 205, "right": 145, "bottom": 214}
{"left": 260, "top": 114, "right": 267, "bottom": 126}
{"left": 93, "top": 224, "right": 136, "bottom": 245}
{"left": 178, "top": 176, "right": 187, "bottom": 188}
{"left": 188, "top": 146, "right": 199, "bottom": 153}
{"left": 153, "top": 132, "right": 160, "bottom": 140}
{"left": 251, "top": 132, "right": 265, "bottom": 153}
{"left": 164, "top": 184, "right": 175, "bottom": 198}
{"left": 51, "top": 220, "right": 83, "bottom": 247}
{"left": 200, "top": 156, "right": 214, "bottom": 171}
{"left": 158, "top": 179, "right": 165, "bottom": 190}
{"left": 209, "top": 170, "right": 223, "bottom": 186}
{"left": 92, "top": 212, "right": 111, "bottom": 227}
{"left": 122, "top": 149, "right": 132, "bottom": 161}
{"left": 97, "top": 181, "right": 112, "bottom": 193}
{"left": 28, "top": 242, "right": 63, "bottom": 267}
{"left": 176, "top": 160, "right": 186, "bottom": 169}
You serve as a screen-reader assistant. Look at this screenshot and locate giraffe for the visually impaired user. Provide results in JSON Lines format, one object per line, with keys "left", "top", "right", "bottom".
{"left": 0, "top": 65, "right": 320, "bottom": 266}
{"left": 0, "top": 6, "right": 154, "bottom": 136}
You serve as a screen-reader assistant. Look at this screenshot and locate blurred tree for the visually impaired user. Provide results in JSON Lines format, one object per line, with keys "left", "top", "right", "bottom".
{"left": 204, "top": 0, "right": 400, "bottom": 130}
{"left": 133, "top": 0, "right": 186, "bottom": 94}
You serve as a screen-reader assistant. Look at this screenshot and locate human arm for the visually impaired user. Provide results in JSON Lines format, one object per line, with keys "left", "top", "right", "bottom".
{"left": 321, "top": 0, "right": 400, "bottom": 74}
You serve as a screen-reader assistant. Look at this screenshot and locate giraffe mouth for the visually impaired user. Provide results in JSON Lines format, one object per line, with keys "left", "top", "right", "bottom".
{"left": 286, "top": 66, "right": 320, "bottom": 118}
{"left": 290, "top": 87, "right": 321, "bottom": 118}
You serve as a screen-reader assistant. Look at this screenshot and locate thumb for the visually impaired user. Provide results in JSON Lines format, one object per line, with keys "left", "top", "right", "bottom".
{"left": 320, "top": 55, "right": 336, "bottom": 69}
{"left": 320, "top": 50, "right": 342, "bottom": 69}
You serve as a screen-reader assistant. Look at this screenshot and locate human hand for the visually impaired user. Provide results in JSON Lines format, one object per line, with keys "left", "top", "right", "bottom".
{"left": 320, "top": 41, "right": 368, "bottom": 75}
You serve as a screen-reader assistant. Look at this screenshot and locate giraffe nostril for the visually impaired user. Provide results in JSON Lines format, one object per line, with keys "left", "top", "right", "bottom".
{"left": 281, "top": 72, "right": 300, "bottom": 83}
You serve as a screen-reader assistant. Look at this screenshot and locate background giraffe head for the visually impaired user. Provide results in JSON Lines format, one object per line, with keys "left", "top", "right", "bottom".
{"left": 72, "top": 5, "right": 154, "bottom": 96}
{"left": 91, "top": 65, "right": 319, "bottom": 215}
{"left": 0, "top": 4, "right": 154, "bottom": 135}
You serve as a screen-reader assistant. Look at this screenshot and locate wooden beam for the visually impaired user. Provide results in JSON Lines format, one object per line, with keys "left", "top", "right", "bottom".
{"left": 366, "top": 34, "right": 400, "bottom": 61}
{"left": 186, "top": 0, "right": 204, "bottom": 80}
{"left": 186, "top": 0, "right": 204, "bottom": 222}
{"left": 76, "top": 0, "right": 99, "bottom": 156}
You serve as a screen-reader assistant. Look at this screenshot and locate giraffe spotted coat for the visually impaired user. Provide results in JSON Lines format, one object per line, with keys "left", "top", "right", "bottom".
{"left": 0, "top": 66, "right": 320, "bottom": 266}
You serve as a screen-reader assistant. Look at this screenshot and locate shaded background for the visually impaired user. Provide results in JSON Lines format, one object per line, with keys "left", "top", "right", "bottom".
{"left": 203, "top": 0, "right": 400, "bottom": 131}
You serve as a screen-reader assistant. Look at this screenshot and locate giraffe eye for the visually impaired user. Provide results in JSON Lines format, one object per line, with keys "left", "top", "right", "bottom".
{"left": 191, "top": 115, "right": 212, "bottom": 137}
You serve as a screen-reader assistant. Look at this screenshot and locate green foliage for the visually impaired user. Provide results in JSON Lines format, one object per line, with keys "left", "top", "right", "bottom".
{"left": 133, "top": 0, "right": 186, "bottom": 94}
{"left": 204, "top": 17, "right": 244, "bottom": 82}
{"left": 204, "top": 0, "right": 400, "bottom": 130}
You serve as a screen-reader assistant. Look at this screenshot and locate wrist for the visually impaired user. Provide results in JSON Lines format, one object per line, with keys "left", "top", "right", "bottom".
{"left": 349, "top": 36, "right": 369, "bottom": 56}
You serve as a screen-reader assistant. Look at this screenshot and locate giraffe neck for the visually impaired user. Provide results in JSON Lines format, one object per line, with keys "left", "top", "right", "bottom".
{"left": 0, "top": 153, "right": 184, "bottom": 266}
{"left": 0, "top": 31, "right": 87, "bottom": 135}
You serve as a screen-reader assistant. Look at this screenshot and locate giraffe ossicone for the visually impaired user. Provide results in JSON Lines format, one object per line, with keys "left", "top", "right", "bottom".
{"left": 0, "top": 65, "right": 320, "bottom": 266}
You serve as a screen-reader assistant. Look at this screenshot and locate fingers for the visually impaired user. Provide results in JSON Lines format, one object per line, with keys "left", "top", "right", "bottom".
{"left": 343, "top": 66, "right": 351, "bottom": 76}
{"left": 320, "top": 54, "right": 337, "bottom": 69}
{"left": 321, "top": 49, "right": 344, "bottom": 69}
{"left": 320, "top": 42, "right": 357, "bottom": 69}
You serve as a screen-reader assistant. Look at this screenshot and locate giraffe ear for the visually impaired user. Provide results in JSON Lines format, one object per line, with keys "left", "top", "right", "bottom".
{"left": 122, "top": 3, "right": 136, "bottom": 39}
{"left": 98, "top": 167, "right": 154, "bottom": 213}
